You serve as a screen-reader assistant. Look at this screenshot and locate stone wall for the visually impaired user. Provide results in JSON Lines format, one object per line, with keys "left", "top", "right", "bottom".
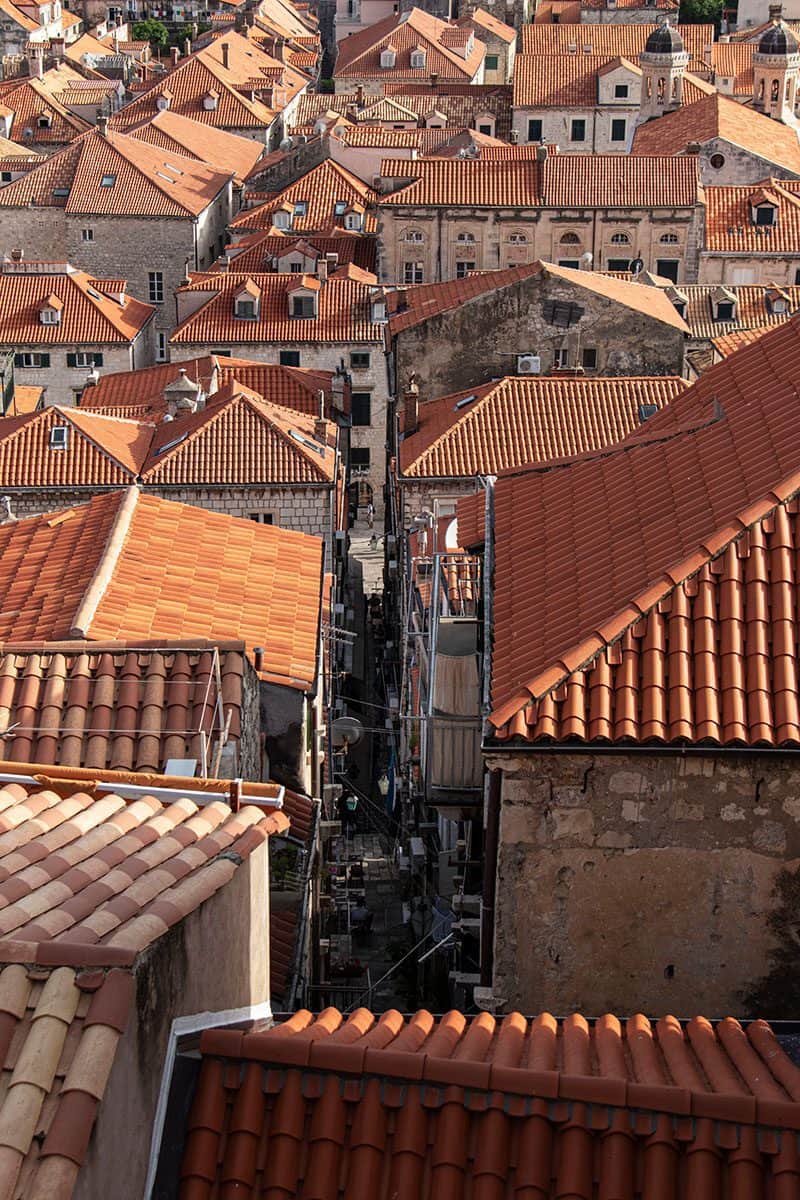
{"left": 246, "top": 135, "right": 329, "bottom": 192}
{"left": 391, "top": 270, "right": 687, "bottom": 400}
{"left": 700, "top": 251, "right": 800, "bottom": 286}
{"left": 490, "top": 748, "right": 800, "bottom": 1018}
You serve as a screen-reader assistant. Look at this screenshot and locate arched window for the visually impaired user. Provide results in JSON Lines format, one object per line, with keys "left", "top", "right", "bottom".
{"left": 611, "top": 232, "right": 630, "bottom": 244}
{"left": 659, "top": 232, "right": 679, "bottom": 244}
{"left": 456, "top": 231, "right": 475, "bottom": 242}
{"left": 560, "top": 232, "right": 581, "bottom": 244}
{"left": 772, "top": 78, "right": 780, "bottom": 102}
{"left": 509, "top": 232, "right": 527, "bottom": 245}
{"left": 403, "top": 229, "right": 424, "bottom": 243}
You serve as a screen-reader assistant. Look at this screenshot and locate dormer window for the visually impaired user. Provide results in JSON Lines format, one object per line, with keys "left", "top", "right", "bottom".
{"left": 39, "top": 293, "right": 62, "bottom": 325}
{"left": 156, "top": 91, "right": 171, "bottom": 112}
{"left": 234, "top": 279, "right": 261, "bottom": 320}
{"left": 410, "top": 47, "right": 426, "bottom": 68}
{"left": 50, "top": 425, "right": 69, "bottom": 449}
{"left": 37, "top": 113, "right": 52, "bottom": 129}
{"left": 274, "top": 204, "right": 293, "bottom": 230}
{"left": 291, "top": 293, "right": 316, "bottom": 317}
{"left": 344, "top": 209, "right": 363, "bottom": 231}
{"left": 753, "top": 202, "right": 778, "bottom": 226}
{"left": 288, "top": 277, "right": 320, "bottom": 318}
{"left": 767, "top": 286, "right": 790, "bottom": 314}
{"left": 712, "top": 287, "right": 737, "bottom": 322}
{"left": 203, "top": 90, "right": 219, "bottom": 111}
{"left": 371, "top": 296, "right": 387, "bottom": 322}
{"left": 380, "top": 45, "right": 396, "bottom": 68}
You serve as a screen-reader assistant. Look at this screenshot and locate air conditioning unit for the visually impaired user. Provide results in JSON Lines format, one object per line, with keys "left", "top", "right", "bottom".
{"left": 517, "top": 354, "right": 541, "bottom": 375}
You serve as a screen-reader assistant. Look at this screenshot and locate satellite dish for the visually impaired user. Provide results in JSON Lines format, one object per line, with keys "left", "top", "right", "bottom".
{"left": 580, "top": 251, "right": 593, "bottom": 267}
{"left": 332, "top": 715, "right": 364, "bottom": 748}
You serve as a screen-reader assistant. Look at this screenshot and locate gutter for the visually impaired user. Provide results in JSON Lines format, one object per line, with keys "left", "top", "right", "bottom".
{"left": 480, "top": 767, "right": 501, "bottom": 987}
{"left": 481, "top": 742, "right": 800, "bottom": 758}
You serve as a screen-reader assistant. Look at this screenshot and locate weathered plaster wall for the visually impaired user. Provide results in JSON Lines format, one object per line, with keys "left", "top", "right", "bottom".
{"left": 490, "top": 749, "right": 800, "bottom": 1018}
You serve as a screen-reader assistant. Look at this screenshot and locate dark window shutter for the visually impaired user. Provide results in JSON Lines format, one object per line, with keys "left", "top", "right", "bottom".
{"left": 93, "top": 353, "right": 104, "bottom": 367}
{"left": 66, "top": 353, "right": 77, "bottom": 368}
{"left": 13, "top": 354, "right": 23, "bottom": 367}
{"left": 40, "top": 354, "right": 50, "bottom": 367}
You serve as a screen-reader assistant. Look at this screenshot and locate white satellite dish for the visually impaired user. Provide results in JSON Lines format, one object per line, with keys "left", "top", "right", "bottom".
{"left": 332, "top": 715, "right": 365, "bottom": 748}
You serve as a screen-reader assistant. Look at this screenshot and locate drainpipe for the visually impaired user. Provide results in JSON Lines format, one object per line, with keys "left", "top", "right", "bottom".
{"left": 480, "top": 767, "right": 501, "bottom": 987}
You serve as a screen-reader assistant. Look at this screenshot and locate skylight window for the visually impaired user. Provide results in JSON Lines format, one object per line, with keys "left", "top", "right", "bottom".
{"left": 334, "top": 200, "right": 347, "bottom": 215}
{"left": 100, "top": 174, "right": 116, "bottom": 187}
{"left": 52, "top": 187, "right": 69, "bottom": 197}
{"left": 49, "top": 425, "right": 69, "bottom": 449}
{"left": 454, "top": 394, "right": 477, "bottom": 410}
{"left": 293, "top": 201, "right": 308, "bottom": 216}
{"left": 156, "top": 432, "right": 189, "bottom": 455}
{"left": 289, "top": 429, "right": 326, "bottom": 457}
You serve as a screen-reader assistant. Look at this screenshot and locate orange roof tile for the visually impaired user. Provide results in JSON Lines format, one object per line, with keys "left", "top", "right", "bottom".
{"left": 6, "top": 386, "right": 44, "bottom": 415}
{"left": 676, "top": 282, "right": 800, "bottom": 338}
{"left": 0, "top": 642, "right": 248, "bottom": 771}
{"left": 0, "top": 964, "right": 133, "bottom": 1200}
{"left": 127, "top": 109, "right": 264, "bottom": 186}
{"left": 170, "top": 268, "right": 384, "bottom": 346}
{"left": 0, "top": 489, "right": 324, "bottom": 689}
{"left": 0, "top": 265, "right": 154, "bottom": 345}
{"left": 0, "top": 129, "right": 231, "bottom": 218}
{"left": 710, "top": 41, "right": 755, "bottom": 94}
{"left": 0, "top": 407, "right": 149, "bottom": 485}
{"left": 513, "top": 52, "right": 642, "bottom": 108}
{"left": 400, "top": 375, "right": 687, "bottom": 477}
{"left": 180, "top": 1007, "right": 800, "bottom": 1199}
{"left": 334, "top": 7, "right": 485, "bottom": 81}
{"left": 632, "top": 92, "right": 800, "bottom": 171}
{"left": 231, "top": 159, "right": 378, "bottom": 234}
{"left": 220, "top": 229, "right": 377, "bottom": 273}
{"left": 380, "top": 153, "right": 702, "bottom": 209}
{"left": 461, "top": 314, "right": 800, "bottom": 740}
{"left": 110, "top": 32, "right": 308, "bottom": 133}
{"left": 291, "top": 83, "right": 512, "bottom": 137}
{"left": 704, "top": 177, "right": 800, "bottom": 255}
{"left": 521, "top": 21, "right": 714, "bottom": 64}
{"left": 456, "top": 7, "right": 516, "bottom": 42}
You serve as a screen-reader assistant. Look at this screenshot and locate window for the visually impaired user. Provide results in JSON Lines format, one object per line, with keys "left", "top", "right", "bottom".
{"left": 249, "top": 512, "right": 274, "bottom": 524}
{"left": 754, "top": 204, "right": 777, "bottom": 226}
{"left": 352, "top": 391, "right": 371, "bottom": 425}
{"left": 40, "top": 307, "right": 60, "bottom": 326}
{"left": 554, "top": 347, "right": 569, "bottom": 367}
{"left": 715, "top": 301, "right": 735, "bottom": 321}
{"left": 351, "top": 447, "right": 370, "bottom": 469}
{"left": 607, "top": 258, "right": 631, "bottom": 271}
{"left": 614, "top": 83, "right": 628, "bottom": 98}
{"left": 274, "top": 209, "right": 291, "bottom": 230}
{"left": 656, "top": 259, "right": 679, "bottom": 283}
{"left": 380, "top": 47, "right": 396, "bottom": 68}
{"left": 709, "top": 152, "right": 725, "bottom": 169}
{"left": 148, "top": 271, "right": 164, "bottom": 303}
{"left": 291, "top": 295, "right": 316, "bottom": 317}
{"left": 100, "top": 173, "right": 116, "bottom": 187}
{"left": 479, "top": 123, "right": 492, "bottom": 135}
{"left": 66, "top": 352, "right": 103, "bottom": 368}
{"left": 404, "top": 229, "right": 424, "bottom": 242}
{"left": 485, "top": 54, "right": 498, "bottom": 70}
{"left": 582, "top": 347, "right": 597, "bottom": 369}
{"left": 37, "top": 114, "right": 51, "bottom": 129}
{"left": 509, "top": 233, "right": 527, "bottom": 245}
{"left": 350, "top": 351, "right": 371, "bottom": 369}
{"left": 14, "top": 353, "right": 50, "bottom": 367}
{"left": 81, "top": 228, "right": 93, "bottom": 242}
{"left": 1, "top": 172, "right": 10, "bottom": 182}
{"left": 293, "top": 201, "right": 307, "bottom": 216}
{"left": 280, "top": 350, "right": 301, "bottom": 366}
{"left": 456, "top": 261, "right": 475, "bottom": 279}
{"left": 570, "top": 119, "right": 586, "bottom": 142}
{"left": 344, "top": 211, "right": 363, "bottom": 231}
{"left": 611, "top": 118, "right": 626, "bottom": 142}
{"left": 528, "top": 118, "right": 543, "bottom": 142}
{"left": 410, "top": 50, "right": 426, "bottom": 68}
{"left": 49, "top": 426, "right": 69, "bottom": 449}
{"left": 610, "top": 232, "right": 630, "bottom": 244}
{"left": 334, "top": 200, "right": 347, "bottom": 215}
{"left": 157, "top": 332, "right": 167, "bottom": 362}
{"left": 235, "top": 299, "right": 256, "bottom": 319}
{"left": 404, "top": 261, "right": 423, "bottom": 283}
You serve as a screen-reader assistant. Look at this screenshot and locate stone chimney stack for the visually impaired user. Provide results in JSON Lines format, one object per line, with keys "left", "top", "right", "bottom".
{"left": 170, "top": 45, "right": 179, "bottom": 67}
{"left": 317, "top": 257, "right": 328, "bottom": 284}
{"left": 221, "top": 41, "right": 230, "bottom": 70}
{"left": 402, "top": 375, "right": 420, "bottom": 436}
{"left": 97, "top": 115, "right": 109, "bottom": 136}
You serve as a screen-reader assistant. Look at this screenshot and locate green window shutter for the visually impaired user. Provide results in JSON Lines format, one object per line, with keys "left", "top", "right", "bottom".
{"left": 93, "top": 353, "right": 104, "bottom": 367}
{"left": 40, "top": 354, "right": 50, "bottom": 367}
{"left": 66, "top": 353, "right": 77, "bottom": 368}
{"left": 13, "top": 354, "right": 23, "bottom": 367}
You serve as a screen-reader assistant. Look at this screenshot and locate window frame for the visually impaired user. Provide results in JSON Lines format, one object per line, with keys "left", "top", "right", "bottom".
{"left": 570, "top": 118, "right": 586, "bottom": 142}
{"left": 280, "top": 349, "right": 301, "bottom": 366}
{"left": 148, "top": 271, "right": 164, "bottom": 303}
{"left": 527, "top": 117, "right": 543, "bottom": 142}
{"left": 610, "top": 117, "right": 626, "bottom": 142}
{"left": 351, "top": 391, "right": 372, "bottom": 426}
{"left": 350, "top": 350, "right": 371, "bottom": 370}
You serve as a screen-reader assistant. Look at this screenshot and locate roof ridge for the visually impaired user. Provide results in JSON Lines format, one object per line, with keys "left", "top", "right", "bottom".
{"left": 69, "top": 488, "right": 140, "bottom": 638}
{"left": 490, "top": 468, "right": 800, "bottom": 730}
{"left": 238, "top": 389, "right": 332, "bottom": 478}
{"left": 63, "top": 408, "right": 148, "bottom": 477}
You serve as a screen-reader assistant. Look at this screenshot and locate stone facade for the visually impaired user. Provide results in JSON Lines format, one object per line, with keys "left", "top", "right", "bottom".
{"left": 8, "top": 331, "right": 155, "bottom": 407}
{"left": 700, "top": 250, "right": 800, "bottom": 286}
{"left": 377, "top": 196, "right": 703, "bottom": 284}
{"left": 389, "top": 270, "right": 687, "bottom": 401}
{"left": 0, "top": 189, "right": 234, "bottom": 335}
{"left": 512, "top": 61, "right": 641, "bottom": 154}
{"left": 489, "top": 748, "right": 800, "bottom": 1018}
{"left": 682, "top": 136, "right": 800, "bottom": 186}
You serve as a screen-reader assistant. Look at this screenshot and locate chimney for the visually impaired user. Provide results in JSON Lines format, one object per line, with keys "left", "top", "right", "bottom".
{"left": 314, "top": 414, "right": 328, "bottom": 442}
{"left": 97, "top": 115, "right": 109, "bottom": 136}
{"left": 183, "top": 256, "right": 191, "bottom": 284}
{"left": 509, "top": 128, "right": 519, "bottom": 144}
{"left": 170, "top": 45, "right": 179, "bottom": 67}
{"left": 219, "top": 253, "right": 231, "bottom": 273}
{"left": 317, "top": 257, "right": 328, "bottom": 284}
{"left": 10, "top": 248, "right": 23, "bottom": 262}
{"left": 430, "top": 72, "right": 439, "bottom": 88}
{"left": 685, "top": 140, "right": 701, "bottom": 154}
{"left": 221, "top": 41, "right": 230, "bottom": 70}
{"left": 50, "top": 35, "right": 64, "bottom": 62}
{"left": 325, "top": 251, "right": 338, "bottom": 272}
{"left": 184, "top": 38, "right": 192, "bottom": 56}
{"left": 396, "top": 286, "right": 408, "bottom": 311}
{"left": 356, "top": 85, "right": 364, "bottom": 107}
{"left": 402, "top": 376, "right": 420, "bottom": 436}
{"left": 535, "top": 144, "right": 548, "bottom": 163}
{"left": 29, "top": 53, "right": 44, "bottom": 80}
{"left": 254, "top": 646, "right": 265, "bottom": 672}
{"left": 769, "top": 2, "right": 783, "bottom": 17}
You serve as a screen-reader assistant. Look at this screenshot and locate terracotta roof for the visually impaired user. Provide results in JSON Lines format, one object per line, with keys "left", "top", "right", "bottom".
{"left": 632, "top": 92, "right": 800, "bottom": 171}
{"left": 7, "top": 386, "right": 44, "bottom": 416}
{"left": 456, "top": 7, "right": 516, "bottom": 42}
{"left": 0, "top": 489, "right": 324, "bottom": 689}
{"left": 80, "top": 356, "right": 343, "bottom": 419}
{"left": 704, "top": 178, "right": 800, "bottom": 254}
{"left": 462, "top": 315, "right": 800, "bottom": 741}
{"left": 400, "top": 375, "right": 688, "bottom": 477}
{"left": 0, "top": 641, "right": 249, "bottom": 771}
{"left": 380, "top": 154, "right": 702, "bottom": 208}
{"left": 220, "top": 229, "right": 377, "bottom": 274}
{"left": 0, "top": 964, "right": 134, "bottom": 1200}
{"left": 180, "top": 1007, "right": 800, "bottom": 1199}
{"left": 231, "top": 159, "right": 377, "bottom": 235}
{"left": 140, "top": 382, "right": 337, "bottom": 484}
{"left": 170, "top": 268, "right": 384, "bottom": 346}
{"left": 521, "top": 21, "right": 714, "bottom": 65}
{"left": 0, "top": 407, "right": 149, "bottom": 485}
{"left": 534, "top": 0, "right": 582, "bottom": 22}
{"left": 269, "top": 903, "right": 299, "bottom": 1004}
{"left": 66, "top": 30, "right": 121, "bottom": 60}
{"left": 727, "top": 16, "right": 800, "bottom": 41}
{"left": 0, "top": 0, "right": 36, "bottom": 32}
{"left": 0, "top": 129, "right": 231, "bottom": 218}
{"left": 710, "top": 41, "right": 755, "bottom": 94}
{"left": 712, "top": 326, "right": 772, "bottom": 356}
{"left": 676, "top": 283, "right": 800, "bottom": 339}
{"left": 0, "top": 265, "right": 154, "bottom": 346}
{"left": 334, "top": 7, "right": 485, "bottom": 81}
{"left": 110, "top": 32, "right": 308, "bottom": 132}
{"left": 387, "top": 260, "right": 689, "bottom": 336}
{"left": 291, "top": 84, "right": 512, "bottom": 138}
{"left": 513, "top": 53, "right": 641, "bottom": 108}
{"left": 127, "top": 110, "right": 264, "bottom": 186}
{"left": 0, "top": 69, "right": 91, "bottom": 145}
